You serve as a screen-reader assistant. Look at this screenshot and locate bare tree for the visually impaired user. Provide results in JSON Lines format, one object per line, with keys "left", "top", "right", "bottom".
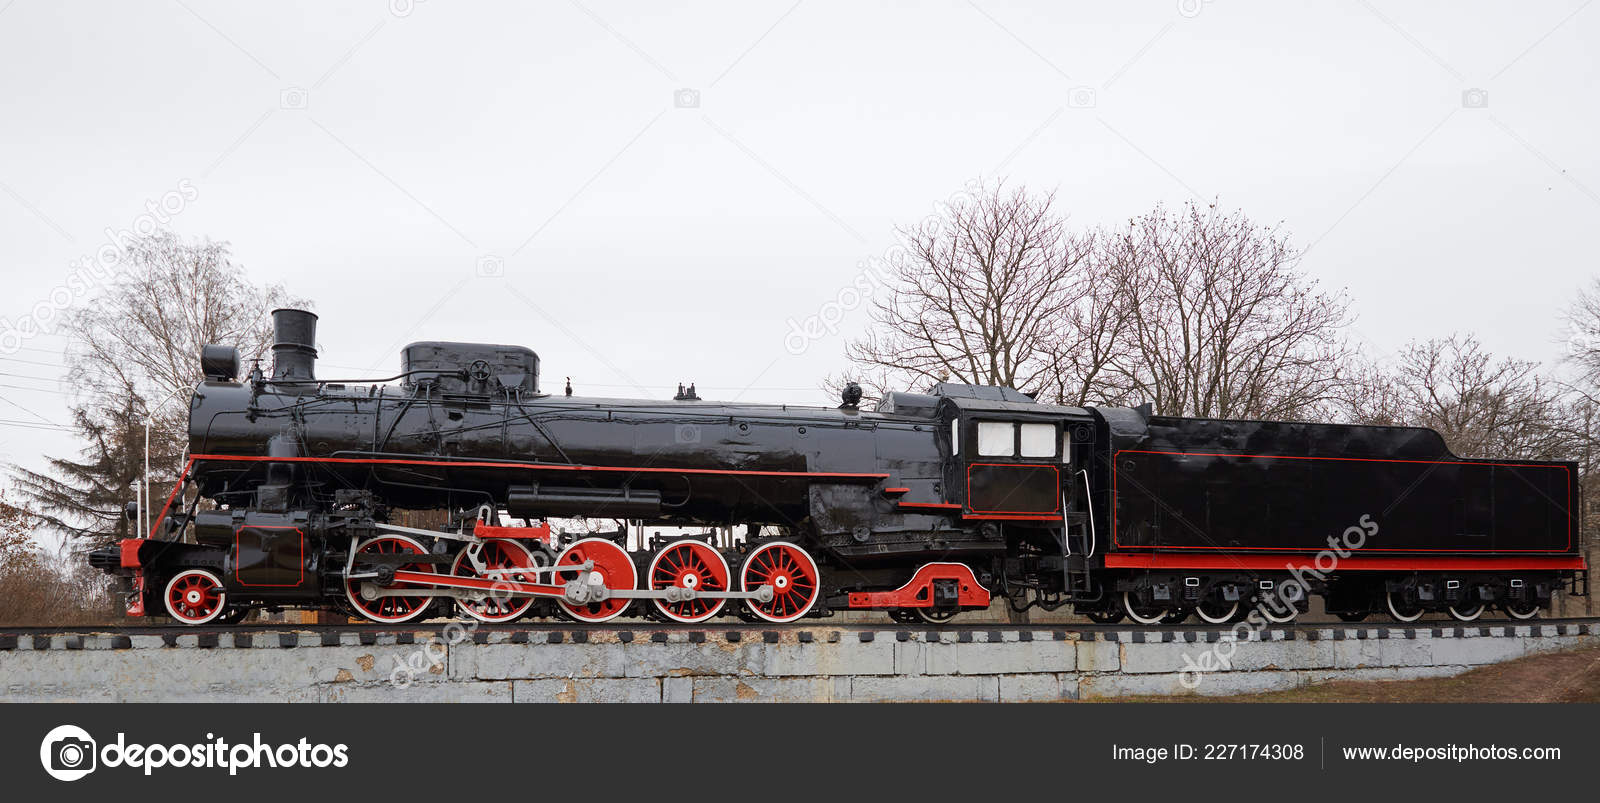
{"left": 1099, "top": 201, "right": 1354, "bottom": 420}
{"left": 840, "top": 192, "right": 1353, "bottom": 418}
{"left": 1556, "top": 280, "right": 1600, "bottom": 616}
{"left": 66, "top": 232, "right": 297, "bottom": 419}
{"left": 1334, "top": 353, "right": 1410, "bottom": 427}
{"left": 8, "top": 232, "right": 304, "bottom": 547}
{"left": 1562, "top": 277, "right": 1600, "bottom": 391}
{"left": 1038, "top": 250, "right": 1137, "bottom": 407}
{"left": 1362, "top": 336, "right": 1571, "bottom": 460}
{"left": 842, "top": 183, "right": 1095, "bottom": 401}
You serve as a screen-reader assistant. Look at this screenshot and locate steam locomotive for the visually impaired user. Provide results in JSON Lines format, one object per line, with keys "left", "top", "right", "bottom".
{"left": 90, "top": 309, "right": 1587, "bottom": 626}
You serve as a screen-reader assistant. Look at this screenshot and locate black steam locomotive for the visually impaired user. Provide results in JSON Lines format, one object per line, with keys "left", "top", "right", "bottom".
{"left": 90, "top": 309, "right": 1587, "bottom": 626}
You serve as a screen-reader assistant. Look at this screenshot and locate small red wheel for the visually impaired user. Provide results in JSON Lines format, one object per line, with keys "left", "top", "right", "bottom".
{"left": 164, "top": 569, "right": 227, "bottom": 625}
{"left": 740, "top": 541, "right": 820, "bottom": 623}
{"left": 554, "top": 538, "right": 637, "bottom": 622}
{"left": 648, "top": 539, "right": 730, "bottom": 623}
{"left": 345, "top": 534, "right": 438, "bottom": 624}
{"left": 452, "top": 539, "right": 543, "bottom": 623}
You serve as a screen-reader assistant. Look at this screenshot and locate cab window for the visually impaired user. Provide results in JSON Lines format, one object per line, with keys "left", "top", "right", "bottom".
{"left": 976, "top": 421, "right": 1014, "bottom": 457}
{"left": 1019, "top": 423, "right": 1056, "bottom": 458}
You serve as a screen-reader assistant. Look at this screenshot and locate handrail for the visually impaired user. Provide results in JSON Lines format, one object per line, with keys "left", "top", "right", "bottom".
{"left": 1079, "top": 468, "right": 1096, "bottom": 558}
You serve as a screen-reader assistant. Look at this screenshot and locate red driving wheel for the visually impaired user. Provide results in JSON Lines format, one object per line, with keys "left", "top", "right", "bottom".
{"left": 648, "top": 539, "right": 730, "bottom": 623}
{"left": 451, "top": 539, "right": 541, "bottom": 623}
{"left": 554, "top": 538, "right": 637, "bottom": 622}
{"left": 740, "top": 541, "right": 819, "bottom": 623}
{"left": 344, "top": 535, "right": 438, "bottom": 624}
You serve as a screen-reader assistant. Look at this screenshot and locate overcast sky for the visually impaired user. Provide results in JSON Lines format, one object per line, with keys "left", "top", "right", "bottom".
{"left": 2, "top": 1, "right": 1598, "bottom": 513}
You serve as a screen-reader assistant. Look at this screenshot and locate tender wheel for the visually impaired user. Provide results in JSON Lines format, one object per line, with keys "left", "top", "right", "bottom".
{"left": 1251, "top": 588, "right": 1300, "bottom": 623}
{"left": 648, "top": 539, "right": 731, "bottom": 624}
{"left": 452, "top": 539, "right": 543, "bottom": 623}
{"left": 164, "top": 569, "right": 227, "bottom": 625}
{"left": 1083, "top": 607, "right": 1125, "bottom": 624}
{"left": 740, "top": 541, "right": 820, "bottom": 623}
{"left": 554, "top": 538, "right": 637, "bottom": 623}
{"left": 1386, "top": 590, "right": 1425, "bottom": 623}
{"left": 345, "top": 534, "right": 438, "bottom": 624}
{"left": 1503, "top": 600, "right": 1541, "bottom": 620}
{"left": 1122, "top": 591, "right": 1167, "bottom": 625}
{"left": 1261, "top": 607, "right": 1299, "bottom": 623}
{"left": 1194, "top": 595, "right": 1239, "bottom": 625}
{"left": 1447, "top": 601, "right": 1485, "bottom": 622}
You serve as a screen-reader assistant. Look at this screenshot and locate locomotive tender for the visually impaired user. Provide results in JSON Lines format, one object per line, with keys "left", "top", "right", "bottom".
{"left": 90, "top": 309, "right": 1588, "bottom": 626}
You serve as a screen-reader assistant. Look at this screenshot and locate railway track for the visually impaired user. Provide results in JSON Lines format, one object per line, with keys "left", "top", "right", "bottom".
{"left": 6, "top": 616, "right": 1600, "bottom": 649}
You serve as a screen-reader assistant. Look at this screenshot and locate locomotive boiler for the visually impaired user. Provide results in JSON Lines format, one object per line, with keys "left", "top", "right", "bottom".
{"left": 90, "top": 309, "right": 1588, "bottom": 626}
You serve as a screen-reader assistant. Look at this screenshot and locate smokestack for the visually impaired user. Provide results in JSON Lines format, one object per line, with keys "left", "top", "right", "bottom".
{"left": 270, "top": 308, "right": 318, "bottom": 390}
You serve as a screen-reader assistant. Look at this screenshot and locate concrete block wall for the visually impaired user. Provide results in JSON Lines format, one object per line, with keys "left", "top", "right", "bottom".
{"left": 1, "top": 623, "right": 1596, "bottom": 702}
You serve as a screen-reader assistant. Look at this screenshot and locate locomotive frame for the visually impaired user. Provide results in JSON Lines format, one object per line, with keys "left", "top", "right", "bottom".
{"left": 89, "top": 309, "right": 1589, "bottom": 627}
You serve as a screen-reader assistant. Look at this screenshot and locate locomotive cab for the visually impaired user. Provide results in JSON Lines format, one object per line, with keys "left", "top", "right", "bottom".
{"left": 934, "top": 384, "right": 1090, "bottom": 521}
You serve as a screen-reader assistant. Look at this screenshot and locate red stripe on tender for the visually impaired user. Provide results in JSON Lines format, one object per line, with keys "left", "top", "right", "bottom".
{"left": 189, "top": 453, "right": 888, "bottom": 481}
{"left": 1102, "top": 553, "right": 1587, "bottom": 572}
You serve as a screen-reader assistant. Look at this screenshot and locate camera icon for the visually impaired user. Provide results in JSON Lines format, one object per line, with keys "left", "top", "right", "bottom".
{"left": 280, "top": 87, "right": 309, "bottom": 110}
{"left": 674, "top": 423, "right": 701, "bottom": 444}
{"left": 40, "top": 725, "right": 97, "bottom": 782}
{"left": 673, "top": 88, "right": 701, "bottom": 109}
{"left": 477, "top": 255, "right": 505, "bottom": 278}
{"left": 1067, "top": 86, "right": 1097, "bottom": 109}
{"left": 1461, "top": 88, "right": 1488, "bottom": 109}
{"left": 389, "top": 0, "right": 426, "bottom": 17}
